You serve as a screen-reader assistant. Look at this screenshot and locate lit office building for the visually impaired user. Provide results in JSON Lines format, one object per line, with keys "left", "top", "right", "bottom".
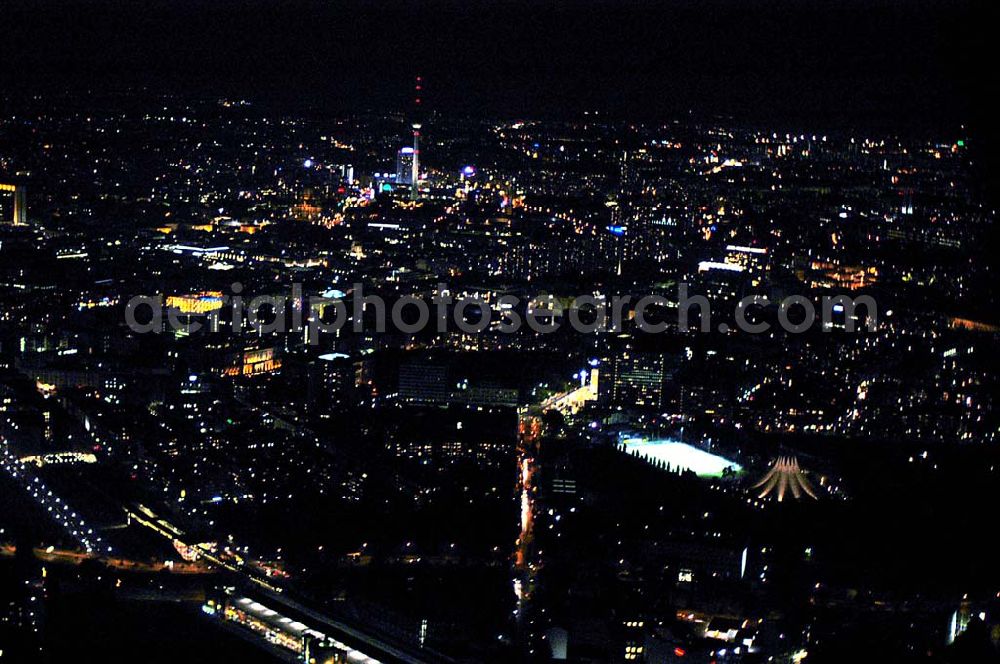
{"left": 307, "top": 352, "right": 357, "bottom": 414}
{"left": 605, "top": 351, "right": 672, "bottom": 410}
{"left": 396, "top": 147, "right": 415, "bottom": 186}
{"left": 725, "top": 245, "right": 769, "bottom": 286}
{"left": 0, "top": 183, "right": 27, "bottom": 225}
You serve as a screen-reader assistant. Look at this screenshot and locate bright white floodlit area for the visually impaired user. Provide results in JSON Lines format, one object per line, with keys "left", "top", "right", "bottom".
{"left": 621, "top": 437, "right": 742, "bottom": 478}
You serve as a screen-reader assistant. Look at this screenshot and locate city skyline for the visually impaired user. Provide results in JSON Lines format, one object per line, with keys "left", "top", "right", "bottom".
{"left": 2, "top": 2, "right": 998, "bottom": 663}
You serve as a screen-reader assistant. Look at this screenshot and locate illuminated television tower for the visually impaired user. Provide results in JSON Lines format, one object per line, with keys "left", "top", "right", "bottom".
{"left": 410, "top": 75, "right": 423, "bottom": 201}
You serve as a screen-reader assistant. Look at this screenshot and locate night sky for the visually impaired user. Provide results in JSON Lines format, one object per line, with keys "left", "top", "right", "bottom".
{"left": 0, "top": 0, "right": 986, "bottom": 125}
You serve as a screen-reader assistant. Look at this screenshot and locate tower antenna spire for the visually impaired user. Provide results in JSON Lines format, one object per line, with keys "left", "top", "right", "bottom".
{"left": 410, "top": 75, "right": 422, "bottom": 201}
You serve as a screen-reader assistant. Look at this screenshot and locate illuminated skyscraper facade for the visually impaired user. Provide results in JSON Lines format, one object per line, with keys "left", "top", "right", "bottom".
{"left": 396, "top": 147, "right": 415, "bottom": 186}
{"left": 1, "top": 183, "right": 27, "bottom": 225}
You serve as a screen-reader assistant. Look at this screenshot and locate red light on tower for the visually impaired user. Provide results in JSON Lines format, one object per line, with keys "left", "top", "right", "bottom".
{"left": 410, "top": 74, "right": 423, "bottom": 201}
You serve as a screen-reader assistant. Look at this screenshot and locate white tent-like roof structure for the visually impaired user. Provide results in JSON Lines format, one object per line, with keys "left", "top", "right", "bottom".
{"left": 753, "top": 456, "right": 818, "bottom": 501}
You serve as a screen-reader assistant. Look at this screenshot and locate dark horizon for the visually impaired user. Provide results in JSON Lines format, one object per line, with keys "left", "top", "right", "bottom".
{"left": 7, "top": 0, "right": 996, "bottom": 202}
{"left": 1, "top": 0, "right": 990, "bottom": 128}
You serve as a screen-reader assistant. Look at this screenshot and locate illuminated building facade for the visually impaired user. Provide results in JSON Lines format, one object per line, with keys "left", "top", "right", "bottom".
{"left": 222, "top": 347, "right": 281, "bottom": 377}
{"left": 696, "top": 260, "right": 747, "bottom": 304}
{"left": 165, "top": 291, "right": 225, "bottom": 314}
{"left": 602, "top": 350, "right": 679, "bottom": 411}
{"left": 396, "top": 147, "right": 415, "bottom": 186}
{"left": 0, "top": 183, "right": 27, "bottom": 225}
{"left": 725, "top": 244, "right": 769, "bottom": 287}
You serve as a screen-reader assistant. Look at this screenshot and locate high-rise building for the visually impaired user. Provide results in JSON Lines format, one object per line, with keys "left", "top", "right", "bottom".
{"left": 696, "top": 260, "right": 748, "bottom": 304}
{"left": 308, "top": 352, "right": 356, "bottom": 414}
{"left": 1, "top": 183, "right": 27, "bottom": 225}
{"left": 14, "top": 185, "right": 26, "bottom": 225}
{"left": 396, "top": 147, "right": 415, "bottom": 186}
{"left": 603, "top": 350, "right": 678, "bottom": 410}
{"left": 398, "top": 360, "right": 448, "bottom": 404}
